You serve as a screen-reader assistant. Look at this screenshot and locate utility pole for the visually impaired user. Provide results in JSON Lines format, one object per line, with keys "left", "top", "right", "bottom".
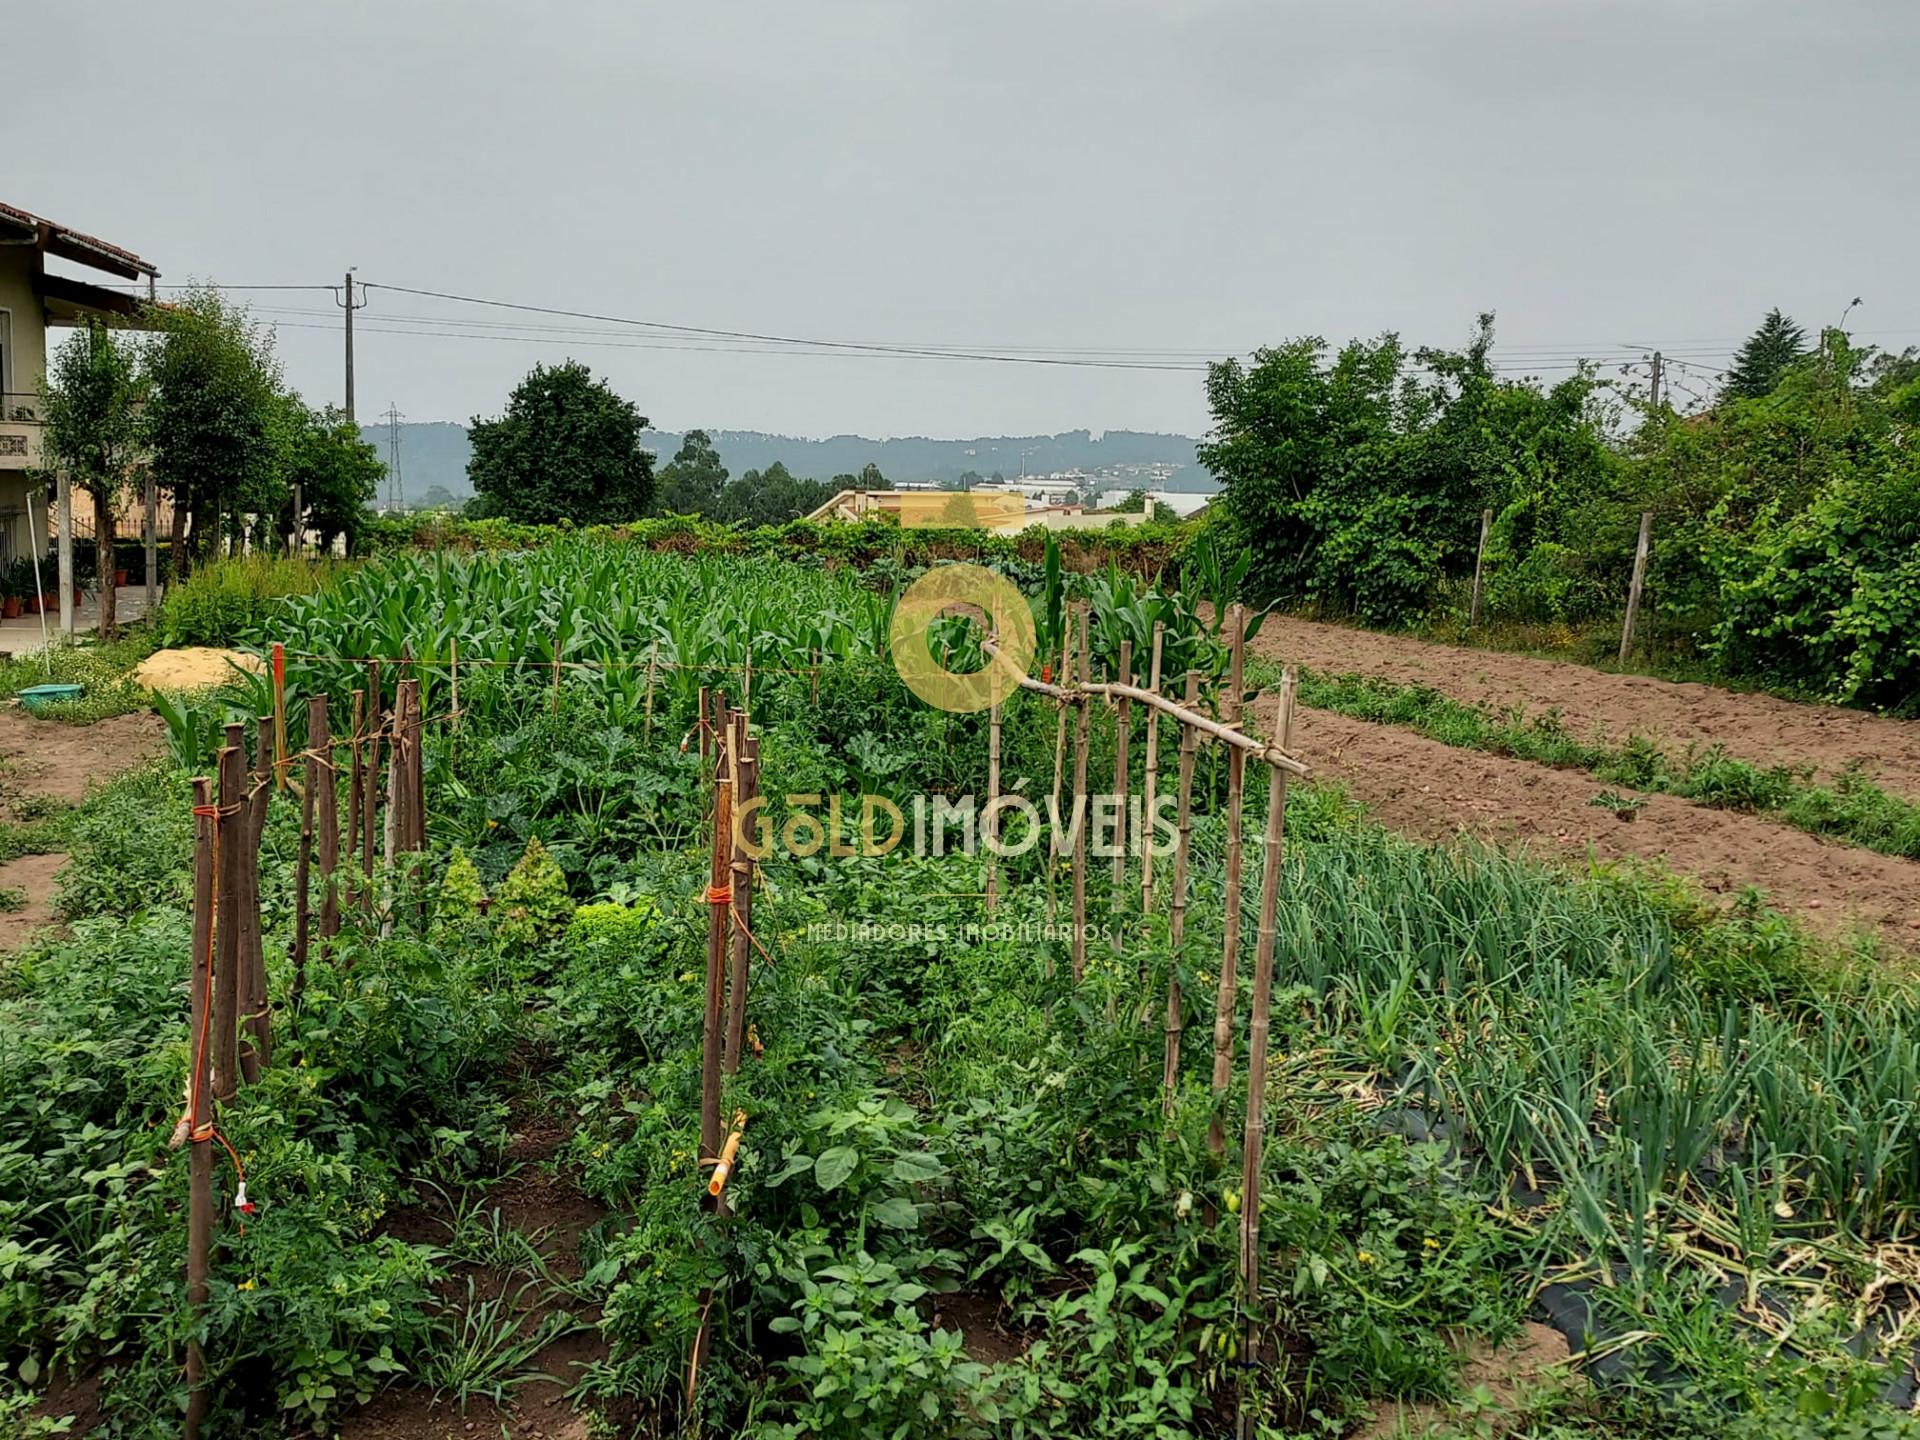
{"left": 382, "top": 404, "right": 405, "bottom": 513}
{"left": 336, "top": 271, "right": 368, "bottom": 425}
{"left": 1648, "top": 350, "right": 1663, "bottom": 412}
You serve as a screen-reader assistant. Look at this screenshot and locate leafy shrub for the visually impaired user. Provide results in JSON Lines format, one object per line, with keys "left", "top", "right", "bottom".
{"left": 492, "top": 834, "right": 573, "bottom": 948}
{"left": 157, "top": 554, "right": 341, "bottom": 648}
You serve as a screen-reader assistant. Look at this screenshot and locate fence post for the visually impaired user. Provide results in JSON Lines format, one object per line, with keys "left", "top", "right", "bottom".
{"left": 1468, "top": 507, "right": 1492, "bottom": 627}
{"left": 1618, "top": 510, "right": 1653, "bottom": 665}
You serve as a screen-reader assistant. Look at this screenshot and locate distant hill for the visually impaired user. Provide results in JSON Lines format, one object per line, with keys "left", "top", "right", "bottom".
{"left": 359, "top": 424, "right": 1213, "bottom": 505}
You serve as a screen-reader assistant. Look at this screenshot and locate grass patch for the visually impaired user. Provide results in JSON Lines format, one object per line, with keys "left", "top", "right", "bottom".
{"left": 0, "top": 630, "right": 160, "bottom": 725}
{"left": 1276, "top": 665, "right": 1920, "bottom": 860}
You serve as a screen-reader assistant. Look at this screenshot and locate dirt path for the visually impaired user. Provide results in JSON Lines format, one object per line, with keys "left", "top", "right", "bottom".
{"left": 1253, "top": 616, "right": 1920, "bottom": 799}
{"left": 1303, "top": 708, "right": 1920, "bottom": 952}
{"left": 0, "top": 708, "right": 164, "bottom": 805}
{"left": 0, "top": 707, "right": 164, "bottom": 953}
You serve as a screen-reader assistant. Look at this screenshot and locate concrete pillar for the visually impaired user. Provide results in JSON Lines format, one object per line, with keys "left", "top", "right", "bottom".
{"left": 56, "top": 470, "right": 74, "bottom": 639}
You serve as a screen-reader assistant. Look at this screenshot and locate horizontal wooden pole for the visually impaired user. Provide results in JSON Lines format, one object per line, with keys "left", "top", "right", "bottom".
{"left": 985, "top": 642, "right": 1309, "bottom": 778}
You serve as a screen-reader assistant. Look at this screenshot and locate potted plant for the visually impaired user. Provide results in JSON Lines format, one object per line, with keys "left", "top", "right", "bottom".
{"left": 1, "top": 573, "right": 19, "bottom": 620}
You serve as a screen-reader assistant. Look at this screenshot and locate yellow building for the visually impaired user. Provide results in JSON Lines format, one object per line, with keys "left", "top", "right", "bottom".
{"left": 0, "top": 200, "right": 159, "bottom": 568}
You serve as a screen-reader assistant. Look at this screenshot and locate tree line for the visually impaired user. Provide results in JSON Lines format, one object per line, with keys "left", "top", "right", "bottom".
{"left": 463, "top": 360, "right": 891, "bottom": 528}
{"left": 1201, "top": 311, "right": 1920, "bottom": 708}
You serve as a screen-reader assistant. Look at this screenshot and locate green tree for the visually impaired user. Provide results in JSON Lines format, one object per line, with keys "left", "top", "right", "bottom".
{"left": 717, "top": 462, "right": 831, "bottom": 526}
{"left": 467, "top": 361, "right": 655, "bottom": 524}
{"left": 857, "top": 461, "right": 886, "bottom": 490}
{"left": 1202, "top": 316, "right": 1620, "bottom": 625}
{"left": 282, "top": 403, "right": 384, "bottom": 554}
{"left": 144, "top": 286, "right": 286, "bottom": 577}
{"left": 1723, "top": 309, "right": 1808, "bottom": 401}
{"left": 655, "top": 429, "right": 728, "bottom": 515}
{"left": 39, "top": 321, "right": 147, "bottom": 637}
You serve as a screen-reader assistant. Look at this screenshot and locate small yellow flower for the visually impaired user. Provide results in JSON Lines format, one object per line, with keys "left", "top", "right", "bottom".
{"left": 238, "top": 1278, "right": 257, "bottom": 1292}
{"left": 1423, "top": 1237, "right": 1439, "bottom": 1251}
{"left": 1356, "top": 1251, "right": 1375, "bottom": 1267}
{"left": 486, "top": 819, "right": 499, "bottom": 829}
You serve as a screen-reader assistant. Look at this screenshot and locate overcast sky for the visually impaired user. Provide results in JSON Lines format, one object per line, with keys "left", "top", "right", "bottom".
{"left": 12, "top": 1, "right": 1917, "bottom": 438}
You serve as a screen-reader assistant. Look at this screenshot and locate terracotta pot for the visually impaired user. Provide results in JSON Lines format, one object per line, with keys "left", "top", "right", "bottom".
{"left": 1, "top": 596, "right": 20, "bottom": 619}
{"left": 114, "top": 569, "right": 128, "bottom": 586}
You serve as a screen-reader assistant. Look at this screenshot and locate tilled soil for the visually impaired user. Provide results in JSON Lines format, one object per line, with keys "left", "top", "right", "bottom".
{"left": 1253, "top": 616, "right": 1920, "bottom": 799}
{"left": 1304, "top": 709, "right": 1920, "bottom": 951}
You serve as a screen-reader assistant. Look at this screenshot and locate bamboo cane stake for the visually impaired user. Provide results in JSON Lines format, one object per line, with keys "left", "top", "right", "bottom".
{"left": 723, "top": 719, "right": 757, "bottom": 1076}
{"left": 345, "top": 687, "right": 364, "bottom": 872}
{"left": 1140, "top": 623, "right": 1165, "bottom": 913}
{"left": 184, "top": 775, "right": 215, "bottom": 1440}
{"left": 698, "top": 686, "right": 710, "bottom": 768}
{"left": 1238, "top": 673, "right": 1297, "bottom": 1425}
{"left": 985, "top": 690, "right": 1002, "bottom": 919}
{"left": 271, "top": 641, "right": 289, "bottom": 791}
{"left": 1110, "top": 638, "right": 1132, "bottom": 899}
{"left": 1163, "top": 672, "right": 1200, "bottom": 1114}
{"left": 316, "top": 694, "right": 340, "bottom": 944}
{"left": 292, "top": 698, "right": 317, "bottom": 1001}
{"left": 242, "top": 715, "right": 273, "bottom": 1079}
{"left": 1047, "top": 637, "right": 1069, "bottom": 935}
{"left": 550, "top": 632, "right": 563, "bottom": 715}
{"left": 701, "top": 709, "right": 734, "bottom": 1213}
{"left": 450, "top": 636, "right": 461, "bottom": 734}
{"left": 1209, "top": 606, "right": 1248, "bottom": 1155}
{"left": 643, "top": 639, "right": 657, "bottom": 741}
{"left": 213, "top": 741, "right": 242, "bottom": 1102}
{"left": 1070, "top": 603, "right": 1091, "bottom": 982}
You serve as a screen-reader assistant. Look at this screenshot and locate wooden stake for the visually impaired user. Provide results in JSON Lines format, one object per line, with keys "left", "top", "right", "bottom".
{"left": 1468, "top": 507, "right": 1492, "bottom": 627}
{"left": 1238, "top": 673, "right": 1297, "bottom": 1419}
{"left": 271, "top": 642, "right": 288, "bottom": 790}
{"left": 316, "top": 695, "right": 340, "bottom": 943}
{"left": 1070, "top": 603, "right": 1091, "bottom": 982}
{"left": 1618, "top": 510, "right": 1653, "bottom": 665}
{"left": 985, "top": 691, "right": 1002, "bottom": 918}
{"left": 184, "top": 776, "right": 215, "bottom": 1440}
{"left": 550, "top": 633, "right": 563, "bottom": 715}
{"left": 241, "top": 715, "right": 273, "bottom": 1079}
{"left": 643, "top": 639, "right": 657, "bottom": 741}
{"left": 213, "top": 741, "right": 243, "bottom": 1102}
{"left": 1163, "top": 672, "right": 1200, "bottom": 1113}
{"left": 1140, "top": 622, "right": 1165, "bottom": 914}
{"left": 701, "top": 715, "right": 734, "bottom": 1211}
{"left": 698, "top": 686, "right": 710, "bottom": 767}
{"left": 1110, "top": 638, "right": 1132, "bottom": 896}
{"left": 723, "top": 721, "right": 758, "bottom": 1075}
{"left": 1047, "top": 637, "right": 1069, "bottom": 933}
{"left": 1210, "top": 606, "right": 1248, "bottom": 1155}
{"left": 292, "top": 698, "right": 317, "bottom": 1000}
{"left": 450, "top": 636, "right": 461, "bottom": 733}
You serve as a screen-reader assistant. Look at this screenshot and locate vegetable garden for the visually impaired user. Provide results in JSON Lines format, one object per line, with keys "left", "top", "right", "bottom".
{"left": 8, "top": 538, "right": 1920, "bottom": 1439}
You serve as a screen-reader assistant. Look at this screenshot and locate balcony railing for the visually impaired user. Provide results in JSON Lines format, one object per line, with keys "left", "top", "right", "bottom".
{"left": 0, "top": 393, "right": 43, "bottom": 466}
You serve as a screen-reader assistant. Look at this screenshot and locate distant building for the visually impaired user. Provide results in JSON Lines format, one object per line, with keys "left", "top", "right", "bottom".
{"left": 0, "top": 200, "right": 161, "bottom": 567}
